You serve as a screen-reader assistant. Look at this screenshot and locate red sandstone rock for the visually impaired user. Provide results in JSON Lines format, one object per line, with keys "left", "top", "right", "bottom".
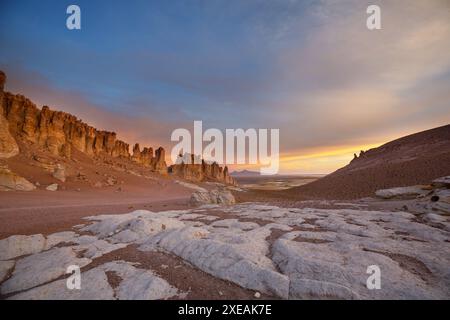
{"left": 169, "top": 154, "right": 235, "bottom": 185}
{"left": 0, "top": 71, "right": 165, "bottom": 168}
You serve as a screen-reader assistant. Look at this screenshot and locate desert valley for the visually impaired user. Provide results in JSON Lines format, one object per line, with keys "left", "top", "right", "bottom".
{"left": 0, "top": 70, "right": 449, "bottom": 300}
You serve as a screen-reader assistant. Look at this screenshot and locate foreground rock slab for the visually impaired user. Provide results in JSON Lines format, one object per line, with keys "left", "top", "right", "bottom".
{"left": 1, "top": 200, "right": 449, "bottom": 300}
{"left": 9, "top": 261, "right": 180, "bottom": 300}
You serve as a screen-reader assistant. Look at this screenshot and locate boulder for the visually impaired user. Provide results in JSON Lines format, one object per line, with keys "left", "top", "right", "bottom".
{"left": 46, "top": 183, "right": 58, "bottom": 191}
{"left": 375, "top": 186, "right": 430, "bottom": 199}
{"left": 190, "top": 188, "right": 235, "bottom": 206}
{"left": 0, "top": 166, "right": 36, "bottom": 191}
{"left": 52, "top": 164, "right": 66, "bottom": 182}
{"left": 433, "top": 176, "right": 450, "bottom": 188}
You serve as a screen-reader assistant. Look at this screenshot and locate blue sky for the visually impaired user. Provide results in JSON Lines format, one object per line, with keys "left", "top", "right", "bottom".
{"left": 1, "top": 0, "right": 449, "bottom": 173}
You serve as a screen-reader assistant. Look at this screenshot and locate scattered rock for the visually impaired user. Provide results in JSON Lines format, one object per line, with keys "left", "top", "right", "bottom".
{"left": 52, "top": 164, "right": 66, "bottom": 182}
{"left": 106, "top": 176, "right": 117, "bottom": 186}
{"left": 46, "top": 183, "right": 58, "bottom": 191}
{"left": 0, "top": 166, "right": 36, "bottom": 191}
{"left": 190, "top": 189, "right": 235, "bottom": 206}
{"left": 254, "top": 292, "right": 261, "bottom": 298}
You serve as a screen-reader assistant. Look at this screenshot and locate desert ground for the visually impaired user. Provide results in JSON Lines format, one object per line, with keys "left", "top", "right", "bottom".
{"left": 1, "top": 169, "right": 449, "bottom": 300}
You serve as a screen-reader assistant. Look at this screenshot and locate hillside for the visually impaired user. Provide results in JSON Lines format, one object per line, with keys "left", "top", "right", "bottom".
{"left": 284, "top": 124, "right": 450, "bottom": 199}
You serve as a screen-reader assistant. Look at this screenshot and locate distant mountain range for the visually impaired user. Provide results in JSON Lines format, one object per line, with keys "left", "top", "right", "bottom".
{"left": 230, "top": 170, "right": 261, "bottom": 177}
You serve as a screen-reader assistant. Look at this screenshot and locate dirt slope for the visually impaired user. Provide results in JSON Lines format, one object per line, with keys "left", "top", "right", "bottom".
{"left": 284, "top": 124, "right": 450, "bottom": 199}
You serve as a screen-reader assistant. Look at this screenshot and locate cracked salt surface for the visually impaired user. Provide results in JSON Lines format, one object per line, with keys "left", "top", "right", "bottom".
{"left": 1, "top": 202, "right": 449, "bottom": 299}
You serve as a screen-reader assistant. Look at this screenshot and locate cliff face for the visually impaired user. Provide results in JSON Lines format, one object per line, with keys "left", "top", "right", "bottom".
{"left": 169, "top": 154, "right": 235, "bottom": 185}
{"left": 0, "top": 70, "right": 166, "bottom": 173}
{"left": 1, "top": 93, "right": 133, "bottom": 159}
{"left": 130, "top": 144, "right": 167, "bottom": 174}
{"left": 0, "top": 70, "right": 235, "bottom": 185}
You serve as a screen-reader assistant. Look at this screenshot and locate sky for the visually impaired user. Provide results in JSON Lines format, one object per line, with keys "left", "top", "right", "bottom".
{"left": 1, "top": 0, "right": 449, "bottom": 174}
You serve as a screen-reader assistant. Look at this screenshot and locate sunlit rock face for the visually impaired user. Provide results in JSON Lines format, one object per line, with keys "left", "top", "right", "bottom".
{"left": 0, "top": 71, "right": 241, "bottom": 184}
{"left": 1, "top": 93, "right": 131, "bottom": 159}
{"left": 0, "top": 71, "right": 19, "bottom": 159}
{"left": 0, "top": 70, "right": 169, "bottom": 174}
{"left": 169, "top": 153, "right": 235, "bottom": 185}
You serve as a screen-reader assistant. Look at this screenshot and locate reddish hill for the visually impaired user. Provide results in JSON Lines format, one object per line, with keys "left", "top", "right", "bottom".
{"left": 285, "top": 124, "right": 450, "bottom": 199}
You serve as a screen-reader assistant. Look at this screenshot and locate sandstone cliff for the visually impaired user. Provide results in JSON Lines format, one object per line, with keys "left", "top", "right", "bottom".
{"left": 0, "top": 70, "right": 166, "bottom": 173}
{"left": 0, "top": 70, "right": 235, "bottom": 185}
{"left": 169, "top": 153, "right": 235, "bottom": 185}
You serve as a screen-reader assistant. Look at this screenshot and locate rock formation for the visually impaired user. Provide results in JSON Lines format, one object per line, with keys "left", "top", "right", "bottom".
{"left": 169, "top": 153, "right": 235, "bottom": 185}
{"left": 189, "top": 188, "right": 236, "bottom": 206}
{"left": 131, "top": 144, "right": 167, "bottom": 174}
{"left": 152, "top": 147, "right": 167, "bottom": 174}
{"left": 0, "top": 93, "right": 134, "bottom": 159}
{"left": 0, "top": 71, "right": 19, "bottom": 159}
{"left": 0, "top": 70, "right": 235, "bottom": 186}
{"left": 0, "top": 70, "right": 167, "bottom": 173}
{"left": 0, "top": 165, "right": 36, "bottom": 191}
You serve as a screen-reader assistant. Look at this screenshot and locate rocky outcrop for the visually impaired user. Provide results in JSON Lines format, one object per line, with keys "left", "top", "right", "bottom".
{"left": 46, "top": 183, "right": 58, "bottom": 191}
{"left": 0, "top": 165, "right": 36, "bottom": 191}
{"left": 0, "top": 112, "right": 19, "bottom": 159}
{"left": 169, "top": 153, "right": 235, "bottom": 185}
{"left": 0, "top": 71, "right": 19, "bottom": 159}
{"left": 189, "top": 188, "right": 236, "bottom": 206}
{"left": 0, "top": 70, "right": 168, "bottom": 174}
{"left": 132, "top": 143, "right": 152, "bottom": 166}
{"left": 0, "top": 93, "right": 133, "bottom": 159}
{"left": 52, "top": 164, "right": 66, "bottom": 182}
{"left": 131, "top": 144, "right": 166, "bottom": 174}
{"left": 375, "top": 185, "right": 431, "bottom": 200}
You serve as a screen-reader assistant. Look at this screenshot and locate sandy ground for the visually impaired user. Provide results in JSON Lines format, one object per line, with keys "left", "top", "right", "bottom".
{"left": 0, "top": 143, "right": 197, "bottom": 238}
{"left": 0, "top": 191, "right": 190, "bottom": 239}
